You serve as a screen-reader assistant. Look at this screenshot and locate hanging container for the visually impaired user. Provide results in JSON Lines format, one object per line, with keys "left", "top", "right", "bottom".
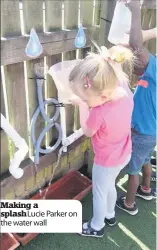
{"left": 108, "top": 1, "right": 131, "bottom": 45}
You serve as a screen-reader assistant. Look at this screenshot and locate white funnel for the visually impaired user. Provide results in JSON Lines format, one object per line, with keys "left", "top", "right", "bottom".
{"left": 48, "top": 60, "right": 80, "bottom": 104}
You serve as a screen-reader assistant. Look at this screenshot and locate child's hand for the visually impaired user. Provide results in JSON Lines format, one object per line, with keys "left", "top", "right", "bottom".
{"left": 118, "top": 0, "right": 141, "bottom": 12}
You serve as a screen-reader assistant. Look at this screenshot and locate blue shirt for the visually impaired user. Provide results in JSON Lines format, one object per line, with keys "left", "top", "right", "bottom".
{"left": 132, "top": 54, "right": 156, "bottom": 136}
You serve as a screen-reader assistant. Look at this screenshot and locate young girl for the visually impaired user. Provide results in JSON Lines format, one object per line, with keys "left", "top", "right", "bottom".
{"left": 69, "top": 45, "right": 135, "bottom": 237}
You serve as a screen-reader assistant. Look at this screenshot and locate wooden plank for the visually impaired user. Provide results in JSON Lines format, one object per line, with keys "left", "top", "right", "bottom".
{"left": 25, "top": 58, "right": 46, "bottom": 154}
{"left": 100, "top": 0, "right": 116, "bottom": 22}
{"left": 63, "top": 51, "right": 76, "bottom": 136}
{"left": 4, "top": 63, "right": 28, "bottom": 156}
{"left": 45, "top": 54, "right": 62, "bottom": 146}
{"left": 101, "top": 0, "right": 117, "bottom": 47}
{"left": 23, "top": 0, "right": 43, "bottom": 34}
{"left": 1, "top": 0, "right": 21, "bottom": 37}
{"left": 0, "top": 130, "right": 10, "bottom": 175}
{"left": 1, "top": 0, "right": 28, "bottom": 168}
{"left": 1, "top": 77, "right": 6, "bottom": 117}
{"left": 1, "top": 77, "right": 10, "bottom": 175}
{"left": 99, "top": 0, "right": 112, "bottom": 47}
{"left": 142, "top": 9, "right": 152, "bottom": 49}
{"left": 79, "top": 0, "right": 94, "bottom": 65}
{"left": 80, "top": 0, "right": 94, "bottom": 27}
{"left": 1, "top": 27, "right": 100, "bottom": 66}
{"left": 64, "top": 0, "right": 79, "bottom": 29}
{"left": 142, "top": 0, "right": 156, "bottom": 9}
{"left": 45, "top": 0, "right": 62, "bottom": 32}
{"left": 148, "top": 9, "right": 156, "bottom": 55}
{"left": 22, "top": 0, "right": 44, "bottom": 154}
{"left": 142, "top": 9, "right": 152, "bottom": 29}
{"left": 94, "top": 0, "right": 101, "bottom": 26}
{"left": 63, "top": 0, "right": 79, "bottom": 136}
{"left": 45, "top": 1, "right": 62, "bottom": 147}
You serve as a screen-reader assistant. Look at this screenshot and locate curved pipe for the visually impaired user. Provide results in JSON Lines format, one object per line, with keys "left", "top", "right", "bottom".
{"left": 1, "top": 113, "right": 28, "bottom": 179}
{"left": 37, "top": 79, "right": 60, "bottom": 123}
{"left": 30, "top": 99, "right": 60, "bottom": 149}
{"left": 34, "top": 122, "right": 62, "bottom": 164}
{"left": 30, "top": 99, "right": 62, "bottom": 164}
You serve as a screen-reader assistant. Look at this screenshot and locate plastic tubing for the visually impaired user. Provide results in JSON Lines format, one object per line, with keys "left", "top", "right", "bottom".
{"left": 36, "top": 78, "right": 59, "bottom": 123}
{"left": 30, "top": 99, "right": 62, "bottom": 164}
{"left": 1, "top": 113, "right": 28, "bottom": 179}
{"left": 30, "top": 77, "right": 62, "bottom": 164}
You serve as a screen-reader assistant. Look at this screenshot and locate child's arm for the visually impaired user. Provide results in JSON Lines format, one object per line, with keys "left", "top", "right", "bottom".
{"left": 70, "top": 99, "right": 95, "bottom": 137}
{"left": 127, "top": 0, "right": 150, "bottom": 74}
{"left": 78, "top": 102, "right": 94, "bottom": 137}
{"left": 72, "top": 100, "right": 103, "bottom": 137}
{"left": 142, "top": 28, "right": 157, "bottom": 42}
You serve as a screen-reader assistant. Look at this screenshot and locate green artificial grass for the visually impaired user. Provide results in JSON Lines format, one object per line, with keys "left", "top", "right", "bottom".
{"left": 18, "top": 174, "right": 156, "bottom": 250}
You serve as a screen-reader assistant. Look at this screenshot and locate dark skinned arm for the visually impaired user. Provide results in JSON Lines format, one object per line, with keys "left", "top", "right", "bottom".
{"left": 126, "top": 0, "right": 150, "bottom": 75}
{"left": 119, "top": 0, "right": 150, "bottom": 75}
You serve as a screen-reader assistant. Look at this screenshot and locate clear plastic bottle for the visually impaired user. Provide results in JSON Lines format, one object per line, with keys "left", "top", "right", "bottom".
{"left": 108, "top": 1, "right": 131, "bottom": 45}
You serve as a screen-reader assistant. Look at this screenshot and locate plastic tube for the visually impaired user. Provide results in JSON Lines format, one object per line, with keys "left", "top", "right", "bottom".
{"left": 31, "top": 65, "right": 83, "bottom": 166}
{"left": 36, "top": 78, "right": 59, "bottom": 123}
{"left": 62, "top": 128, "right": 83, "bottom": 149}
{"left": 30, "top": 99, "right": 62, "bottom": 164}
{"left": 1, "top": 113, "right": 28, "bottom": 179}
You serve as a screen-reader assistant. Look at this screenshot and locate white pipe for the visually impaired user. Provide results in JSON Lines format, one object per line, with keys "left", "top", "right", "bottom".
{"left": 63, "top": 128, "right": 83, "bottom": 148}
{"left": 1, "top": 114, "right": 28, "bottom": 179}
{"left": 59, "top": 104, "right": 83, "bottom": 152}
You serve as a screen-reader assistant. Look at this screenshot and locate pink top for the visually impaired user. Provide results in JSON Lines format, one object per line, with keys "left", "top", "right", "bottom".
{"left": 86, "top": 84, "right": 134, "bottom": 167}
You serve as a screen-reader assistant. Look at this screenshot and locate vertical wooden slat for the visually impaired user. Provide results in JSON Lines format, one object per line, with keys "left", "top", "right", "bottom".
{"left": 45, "top": 1, "right": 62, "bottom": 146}
{"left": 1, "top": 0, "right": 29, "bottom": 163}
{"left": 80, "top": 0, "right": 94, "bottom": 27}
{"left": 22, "top": 1, "right": 45, "bottom": 154}
{"left": 100, "top": 0, "right": 116, "bottom": 47}
{"left": 25, "top": 58, "right": 45, "bottom": 154}
{"left": 94, "top": 0, "right": 101, "bottom": 26}
{"left": 64, "top": 0, "right": 79, "bottom": 29}
{"left": 1, "top": 76, "right": 10, "bottom": 174}
{"left": 141, "top": 9, "right": 146, "bottom": 26}
{"left": 63, "top": 0, "right": 79, "bottom": 136}
{"left": 63, "top": 1, "right": 79, "bottom": 136}
{"left": 63, "top": 51, "right": 77, "bottom": 136}
{"left": 1, "top": 0, "right": 21, "bottom": 37}
{"left": 45, "top": 55, "right": 62, "bottom": 146}
{"left": 79, "top": 0, "right": 93, "bottom": 62}
{"left": 142, "top": 9, "right": 152, "bottom": 49}
{"left": 23, "top": 0, "right": 43, "bottom": 34}
{"left": 148, "top": 9, "right": 156, "bottom": 55}
{"left": 4, "top": 63, "right": 28, "bottom": 154}
{"left": 99, "top": 0, "right": 109, "bottom": 46}
{"left": 45, "top": 0, "right": 62, "bottom": 32}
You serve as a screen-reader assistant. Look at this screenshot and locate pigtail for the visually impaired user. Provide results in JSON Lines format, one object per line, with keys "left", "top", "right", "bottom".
{"left": 69, "top": 40, "right": 138, "bottom": 94}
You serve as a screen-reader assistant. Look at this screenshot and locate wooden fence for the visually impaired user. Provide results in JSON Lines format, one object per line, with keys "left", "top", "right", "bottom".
{"left": 1, "top": 0, "right": 156, "bottom": 176}
{"left": 1, "top": 0, "right": 101, "bottom": 175}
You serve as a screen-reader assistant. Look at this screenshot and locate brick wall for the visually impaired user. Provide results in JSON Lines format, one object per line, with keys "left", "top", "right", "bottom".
{"left": 0, "top": 137, "right": 92, "bottom": 200}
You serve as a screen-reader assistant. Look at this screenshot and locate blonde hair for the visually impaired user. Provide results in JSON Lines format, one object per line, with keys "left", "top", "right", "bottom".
{"left": 69, "top": 43, "right": 136, "bottom": 94}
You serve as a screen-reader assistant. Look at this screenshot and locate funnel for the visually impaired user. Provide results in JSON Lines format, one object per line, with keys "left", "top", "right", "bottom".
{"left": 48, "top": 60, "right": 81, "bottom": 104}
